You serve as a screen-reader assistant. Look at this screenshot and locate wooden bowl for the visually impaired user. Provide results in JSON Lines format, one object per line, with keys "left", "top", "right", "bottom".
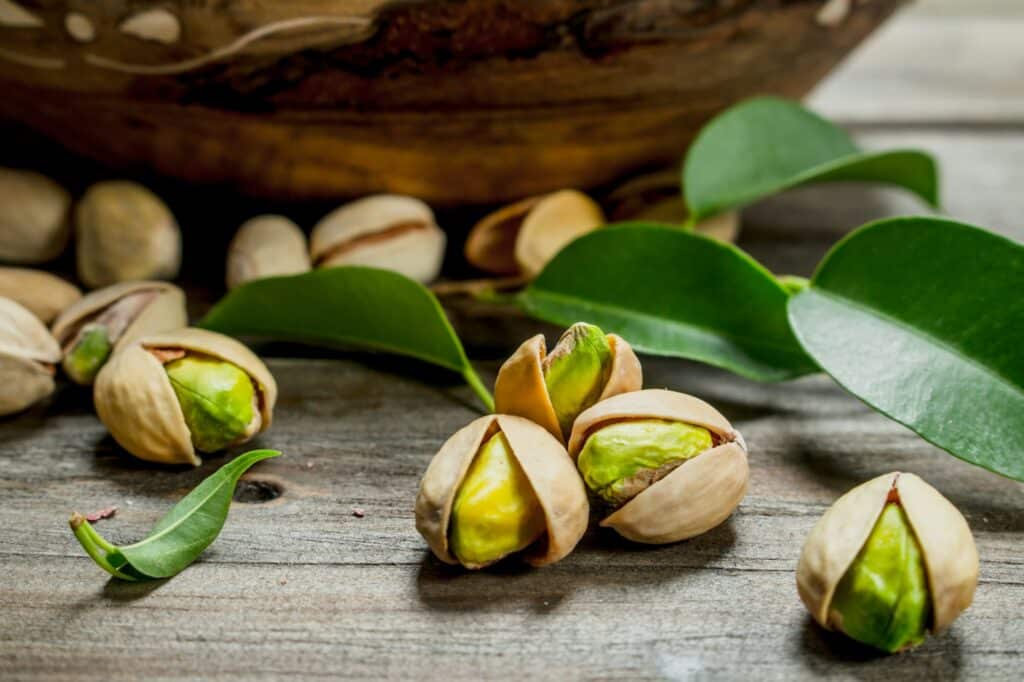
{"left": 0, "top": 1, "right": 905, "bottom": 205}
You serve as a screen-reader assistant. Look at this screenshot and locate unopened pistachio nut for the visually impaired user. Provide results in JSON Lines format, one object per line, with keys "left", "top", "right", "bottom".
{"left": 495, "top": 323, "right": 641, "bottom": 443}
{"left": 568, "top": 389, "right": 748, "bottom": 544}
{"left": 94, "top": 328, "right": 276, "bottom": 465}
{"left": 0, "top": 267, "right": 81, "bottom": 323}
{"left": 0, "top": 297, "right": 61, "bottom": 415}
{"left": 0, "top": 168, "right": 71, "bottom": 264}
{"left": 310, "top": 195, "right": 446, "bottom": 284}
{"left": 797, "top": 472, "right": 978, "bottom": 653}
{"left": 52, "top": 281, "right": 187, "bottom": 385}
{"left": 465, "top": 189, "right": 605, "bottom": 279}
{"left": 226, "top": 215, "right": 311, "bottom": 289}
{"left": 416, "top": 414, "right": 588, "bottom": 569}
{"left": 76, "top": 181, "right": 182, "bottom": 288}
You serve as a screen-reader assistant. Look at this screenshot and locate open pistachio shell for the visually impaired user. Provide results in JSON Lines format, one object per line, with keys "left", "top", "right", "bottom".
{"left": 568, "top": 389, "right": 748, "bottom": 544}
{"left": 464, "top": 196, "right": 542, "bottom": 275}
{"left": 0, "top": 168, "right": 71, "bottom": 265}
{"left": 494, "top": 329, "right": 642, "bottom": 443}
{"left": 310, "top": 194, "right": 446, "bottom": 284}
{"left": 226, "top": 215, "right": 311, "bottom": 289}
{"left": 94, "top": 328, "right": 277, "bottom": 465}
{"left": 0, "top": 267, "right": 81, "bottom": 323}
{"left": 415, "top": 414, "right": 589, "bottom": 569}
{"left": 0, "top": 297, "right": 61, "bottom": 415}
{"left": 797, "top": 472, "right": 978, "bottom": 637}
{"left": 52, "top": 281, "right": 187, "bottom": 385}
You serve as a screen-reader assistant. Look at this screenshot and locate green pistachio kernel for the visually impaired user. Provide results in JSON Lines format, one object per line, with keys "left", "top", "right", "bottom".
{"left": 577, "top": 419, "right": 713, "bottom": 505}
{"left": 64, "top": 325, "right": 112, "bottom": 385}
{"left": 165, "top": 355, "right": 256, "bottom": 453}
{"left": 449, "top": 431, "right": 546, "bottom": 567}
{"left": 543, "top": 323, "right": 613, "bottom": 437}
{"left": 830, "top": 503, "right": 932, "bottom": 653}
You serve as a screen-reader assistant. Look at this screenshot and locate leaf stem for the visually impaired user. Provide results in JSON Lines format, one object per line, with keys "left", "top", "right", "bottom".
{"left": 69, "top": 513, "right": 138, "bottom": 581}
{"left": 462, "top": 364, "right": 495, "bottom": 413}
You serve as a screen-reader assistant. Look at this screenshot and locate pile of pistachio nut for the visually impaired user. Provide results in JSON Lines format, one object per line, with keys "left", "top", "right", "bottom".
{"left": 415, "top": 322, "right": 980, "bottom": 655}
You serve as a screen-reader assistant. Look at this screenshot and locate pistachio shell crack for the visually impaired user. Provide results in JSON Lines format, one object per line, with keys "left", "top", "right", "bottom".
{"left": 164, "top": 354, "right": 258, "bottom": 453}
{"left": 64, "top": 325, "right": 112, "bottom": 385}
{"left": 542, "top": 323, "right": 612, "bottom": 437}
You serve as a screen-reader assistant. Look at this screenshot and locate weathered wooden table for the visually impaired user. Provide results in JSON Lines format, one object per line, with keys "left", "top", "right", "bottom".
{"left": 2, "top": 1, "right": 1022, "bottom": 679}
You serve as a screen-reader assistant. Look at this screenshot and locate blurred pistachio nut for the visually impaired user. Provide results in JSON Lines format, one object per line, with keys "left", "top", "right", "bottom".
{"left": 52, "top": 281, "right": 186, "bottom": 385}
{"left": 797, "top": 472, "right": 978, "bottom": 653}
{"left": 310, "top": 195, "right": 445, "bottom": 284}
{"left": 94, "top": 328, "right": 276, "bottom": 465}
{"left": 226, "top": 215, "right": 311, "bottom": 289}
{"left": 494, "top": 323, "right": 641, "bottom": 443}
{"left": 0, "top": 168, "right": 71, "bottom": 264}
{"left": 0, "top": 297, "right": 61, "bottom": 415}
{"left": 416, "top": 414, "right": 588, "bottom": 569}
{"left": 465, "top": 190, "right": 605, "bottom": 279}
{"left": 76, "top": 181, "right": 182, "bottom": 288}
{"left": 568, "top": 389, "right": 748, "bottom": 544}
{"left": 0, "top": 267, "right": 81, "bottom": 323}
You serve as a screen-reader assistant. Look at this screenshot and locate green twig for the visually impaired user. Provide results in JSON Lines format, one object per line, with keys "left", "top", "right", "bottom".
{"left": 462, "top": 365, "right": 495, "bottom": 413}
{"left": 69, "top": 514, "right": 138, "bottom": 581}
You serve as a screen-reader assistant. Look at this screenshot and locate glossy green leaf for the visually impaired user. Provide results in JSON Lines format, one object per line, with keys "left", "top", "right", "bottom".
{"left": 518, "top": 225, "right": 817, "bottom": 381}
{"left": 200, "top": 267, "right": 493, "bottom": 411}
{"left": 70, "top": 449, "right": 281, "bottom": 580}
{"left": 683, "top": 97, "right": 939, "bottom": 221}
{"left": 788, "top": 217, "right": 1024, "bottom": 480}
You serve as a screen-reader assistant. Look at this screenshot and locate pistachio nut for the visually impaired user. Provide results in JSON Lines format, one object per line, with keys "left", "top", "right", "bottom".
{"left": 0, "top": 168, "right": 71, "bottom": 264}
{"left": 0, "top": 267, "right": 81, "bottom": 323}
{"left": 75, "top": 181, "right": 182, "bottom": 288}
{"left": 310, "top": 195, "right": 446, "bottom": 284}
{"left": 52, "top": 281, "right": 187, "bottom": 385}
{"left": 94, "top": 328, "right": 277, "bottom": 465}
{"left": 494, "top": 323, "right": 642, "bottom": 443}
{"left": 796, "top": 472, "right": 978, "bottom": 653}
{"left": 567, "top": 389, "right": 748, "bottom": 544}
{"left": 465, "top": 190, "right": 605, "bottom": 279}
{"left": 0, "top": 297, "right": 61, "bottom": 416}
{"left": 226, "top": 215, "right": 311, "bottom": 289}
{"left": 415, "top": 414, "right": 589, "bottom": 569}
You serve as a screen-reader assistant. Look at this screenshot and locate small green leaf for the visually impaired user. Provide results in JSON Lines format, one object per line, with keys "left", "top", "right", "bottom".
{"left": 518, "top": 225, "right": 817, "bottom": 381}
{"left": 788, "top": 217, "right": 1024, "bottom": 480}
{"left": 683, "top": 97, "right": 939, "bottom": 221}
{"left": 70, "top": 449, "right": 281, "bottom": 580}
{"left": 200, "top": 267, "right": 493, "bottom": 411}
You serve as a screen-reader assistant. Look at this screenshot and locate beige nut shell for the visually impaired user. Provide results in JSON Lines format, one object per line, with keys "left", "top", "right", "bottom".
{"left": 52, "top": 281, "right": 187, "bottom": 352}
{"left": 0, "top": 168, "right": 71, "bottom": 265}
{"left": 310, "top": 194, "right": 446, "bottom": 284}
{"left": 226, "top": 215, "right": 311, "bottom": 289}
{"left": 415, "top": 414, "right": 589, "bottom": 569}
{"left": 0, "top": 297, "right": 61, "bottom": 415}
{"left": 796, "top": 472, "right": 978, "bottom": 634}
{"left": 94, "top": 328, "right": 277, "bottom": 466}
{"left": 494, "top": 331, "right": 642, "bottom": 443}
{"left": 568, "top": 389, "right": 748, "bottom": 544}
{"left": 0, "top": 267, "right": 81, "bottom": 323}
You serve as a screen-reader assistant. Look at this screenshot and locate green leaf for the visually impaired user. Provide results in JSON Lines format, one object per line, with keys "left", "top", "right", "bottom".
{"left": 70, "top": 449, "right": 281, "bottom": 580}
{"left": 788, "top": 217, "right": 1024, "bottom": 480}
{"left": 683, "top": 97, "right": 939, "bottom": 221}
{"left": 200, "top": 267, "right": 493, "bottom": 411}
{"left": 518, "top": 225, "right": 817, "bottom": 382}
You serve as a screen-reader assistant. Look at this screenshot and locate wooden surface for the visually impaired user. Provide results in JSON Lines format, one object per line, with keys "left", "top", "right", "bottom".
{"left": 2, "top": 1, "right": 1024, "bottom": 680}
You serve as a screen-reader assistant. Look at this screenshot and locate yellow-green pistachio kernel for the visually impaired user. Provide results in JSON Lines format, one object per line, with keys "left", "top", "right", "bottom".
{"left": 830, "top": 502, "right": 932, "bottom": 653}
{"left": 449, "top": 431, "right": 546, "bottom": 567}
{"left": 165, "top": 355, "right": 256, "bottom": 453}
{"left": 543, "top": 323, "right": 612, "bottom": 437}
{"left": 577, "top": 419, "right": 713, "bottom": 505}
{"left": 64, "top": 325, "right": 112, "bottom": 385}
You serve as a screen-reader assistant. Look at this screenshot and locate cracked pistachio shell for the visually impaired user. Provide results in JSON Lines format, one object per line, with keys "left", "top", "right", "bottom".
{"left": 0, "top": 267, "right": 81, "bottom": 323}
{"left": 76, "top": 181, "right": 182, "bottom": 289}
{"left": 415, "top": 414, "right": 589, "bottom": 569}
{"left": 494, "top": 328, "right": 642, "bottom": 443}
{"left": 797, "top": 472, "right": 978, "bottom": 636}
{"left": 568, "top": 389, "right": 748, "bottom": 544}
{"left": 52, "top": 281, "right": 187, "bottom": 385}
{"left": 94, "top": 328, "right": 276, "bottom": 466}
{"left": 0, "top": 297, "right": 61, "bottom": 415}
{"left": 226, "top": 215, "right": 311, "bottom": 289}
{"left": 0, "top": 168, "right": 71, "bottom": 264}
{"left": 310, "top": 194, "right": 446, "bottom": 284}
